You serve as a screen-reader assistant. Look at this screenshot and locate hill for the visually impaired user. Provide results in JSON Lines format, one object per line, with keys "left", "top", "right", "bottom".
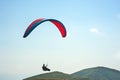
{"left": 23, "top": 71, "right": 89, "bottom": 80}
{"left": 72, "top": 66, "right": 120, "bottom": 80}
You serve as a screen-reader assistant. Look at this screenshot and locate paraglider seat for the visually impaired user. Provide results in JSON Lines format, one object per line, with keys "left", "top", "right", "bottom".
{"left": 42, "top": 64, "right": 50, "bottom": 71}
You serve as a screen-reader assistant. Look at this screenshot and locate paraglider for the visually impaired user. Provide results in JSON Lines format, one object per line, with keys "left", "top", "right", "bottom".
{"left": 23, "top": 18, "right": 67, "bottom": 72}
{"left": 42, "top": 64, "right": 50, "bottom": 71}
{"left": 23, "top": 18, "right": 66, "bottom": 38}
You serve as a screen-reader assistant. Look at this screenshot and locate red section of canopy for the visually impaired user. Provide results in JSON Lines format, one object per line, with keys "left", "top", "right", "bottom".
{"left": 50, "top": 20, "right": 66, "bottom": 37}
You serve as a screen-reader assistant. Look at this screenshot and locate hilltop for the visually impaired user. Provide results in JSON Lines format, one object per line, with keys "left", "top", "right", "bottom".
{"left": 72, "top": 66, "right": 120, "bottom": 80}
{"left": 23, "top": 71, "right": 89, "bottom": 80}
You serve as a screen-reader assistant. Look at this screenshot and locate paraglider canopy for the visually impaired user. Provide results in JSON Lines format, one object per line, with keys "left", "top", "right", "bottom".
{"left": 42, "top": 64, "right": 50, "bottom": 71}
{"left": 23, "top": 18, "right": 67, "bottom": 38}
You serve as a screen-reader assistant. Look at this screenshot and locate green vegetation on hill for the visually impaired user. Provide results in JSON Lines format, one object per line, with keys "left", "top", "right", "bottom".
{"left": 72, "top": 66, "right": 120, "bottom": 80}
{"left": 23, "top": 66, "right": 120, "bottom": 80}
{"left": 23, "top": 71, "right": 89, "bottom": 80}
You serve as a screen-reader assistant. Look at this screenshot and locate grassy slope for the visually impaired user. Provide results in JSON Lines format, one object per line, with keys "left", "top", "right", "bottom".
{"left": 72, "top": 66, "right": 120, "bottom": 80}
{"left": 23, "top": 66, "right": 120, "bottom": 80}
{"left": 23, "top": 71, "right": 90, "bottom": 80}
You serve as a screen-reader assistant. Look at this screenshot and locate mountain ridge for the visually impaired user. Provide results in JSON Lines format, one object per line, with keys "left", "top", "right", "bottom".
{"left": 23, "top": 71, "right": 89, "bottom": 80}
{"left": 23, "top": 66, "right": 120, "bottom": 80}
{"left": 72, "top": 66, "right": 120, "bottom": 80}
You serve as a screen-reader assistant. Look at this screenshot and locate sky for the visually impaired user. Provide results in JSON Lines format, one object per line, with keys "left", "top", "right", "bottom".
{"left": 0, "top": 0, "right": 120, "bottom": 80}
